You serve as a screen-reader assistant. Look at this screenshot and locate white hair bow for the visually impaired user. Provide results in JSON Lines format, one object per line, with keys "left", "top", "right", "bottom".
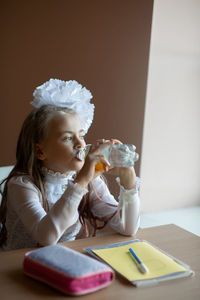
{"left": 31, "top": 78, "right": 95, "bottom": 133}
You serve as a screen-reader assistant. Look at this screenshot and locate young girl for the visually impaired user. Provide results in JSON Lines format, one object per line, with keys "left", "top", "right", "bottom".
{"left": 0, "top": 79, "right": 140, "bottom": 251}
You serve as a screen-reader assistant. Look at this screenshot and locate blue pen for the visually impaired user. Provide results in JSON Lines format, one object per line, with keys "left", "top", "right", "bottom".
{"left": 129, "top": 248, "right": 148, "bottom": 274}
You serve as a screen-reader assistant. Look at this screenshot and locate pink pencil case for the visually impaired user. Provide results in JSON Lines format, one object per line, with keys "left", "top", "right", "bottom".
{"left": 23, "top": 244, "right": 114, "bottom": 296}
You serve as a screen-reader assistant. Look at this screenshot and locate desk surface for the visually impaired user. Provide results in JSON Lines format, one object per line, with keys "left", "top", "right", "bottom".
{"left": 0, "top": 224, "right": 200, "bottom": 300}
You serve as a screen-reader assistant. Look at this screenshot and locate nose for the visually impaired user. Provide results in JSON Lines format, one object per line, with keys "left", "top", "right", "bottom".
{"left": 74, "top": 136, "right": 85, "bottom": 149}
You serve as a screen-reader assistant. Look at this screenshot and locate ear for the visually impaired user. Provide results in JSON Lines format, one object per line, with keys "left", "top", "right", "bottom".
{"left": 35, "top": 144, "right": 46, "bottom": 161}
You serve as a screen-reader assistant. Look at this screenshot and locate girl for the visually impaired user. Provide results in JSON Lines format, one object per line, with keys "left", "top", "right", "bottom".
{"left": 0, "top": 79, "right": 140, "bottom": 251}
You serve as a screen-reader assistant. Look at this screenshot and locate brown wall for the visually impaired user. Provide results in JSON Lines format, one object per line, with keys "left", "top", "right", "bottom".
{"left": 0, "top": 0, "right": 153, "bottom": 177}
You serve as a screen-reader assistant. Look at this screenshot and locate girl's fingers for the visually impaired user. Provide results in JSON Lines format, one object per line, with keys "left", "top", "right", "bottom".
{"left": 96, "top": 138, "right": 122, "bottom": 145}
{"left": 88, "top": 154, "right": 110, "bottom": 166}
{"left": 96, "top": 138, "right": 108, "bottom": 144}
{"left": 89, "top": 140, "right": 113, "bottom": 154}
{"left": 88, "top": 138, "right": 124, "bottom": 158}
{"left": 98, "top": 154, "right": 110, "bottom": 166}
{"left": 95, "top": 160, "right": 113, "bottom": 173}
{"left": 110, "top": 138, "right": 123, "bottom": 145}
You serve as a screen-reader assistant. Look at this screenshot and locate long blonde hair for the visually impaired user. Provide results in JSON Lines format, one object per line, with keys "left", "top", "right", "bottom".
{"left": 0, "top": 105, "right": 76, "bottom": 245}
{"left": 0, "top": 104, "right": 117, "bottom": 245}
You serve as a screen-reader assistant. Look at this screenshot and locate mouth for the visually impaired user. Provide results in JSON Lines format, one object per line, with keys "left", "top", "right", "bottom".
{"left": 75, "top": 145, "right": 91, "bottom": 162}
{"left": 75, "top": 149, "right": 85, "bottom": 161}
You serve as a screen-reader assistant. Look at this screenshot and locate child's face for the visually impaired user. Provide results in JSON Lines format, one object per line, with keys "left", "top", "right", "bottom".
{"left": 36, "top": 112, "right": 86, "bottom": 174}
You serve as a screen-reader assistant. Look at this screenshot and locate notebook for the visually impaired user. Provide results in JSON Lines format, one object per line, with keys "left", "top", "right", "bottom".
{"left": 85, "top": 239, "right": 194, "bottom": 287}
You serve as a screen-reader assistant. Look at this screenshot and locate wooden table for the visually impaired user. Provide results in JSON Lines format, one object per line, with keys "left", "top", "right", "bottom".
{"left": 0, "top": 224, "right": 200, "bottom": 300}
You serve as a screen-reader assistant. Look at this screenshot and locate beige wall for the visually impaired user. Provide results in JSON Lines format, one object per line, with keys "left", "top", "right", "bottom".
{"left": 140, "top": 0, "right": 200, "bottom": 212}
{"left": 0, "top": 0, "right": 153, "bottom": 183}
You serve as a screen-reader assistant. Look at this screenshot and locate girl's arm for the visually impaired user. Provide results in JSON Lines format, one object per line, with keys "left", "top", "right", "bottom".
{"left": 7, "top": 176, "right": 88, "bottom": 246}
{"left": 87, "top": 138, "right": 140, "bottom": 235}
{"left": 89, "top": 175, "right": 140, "bottom": 236}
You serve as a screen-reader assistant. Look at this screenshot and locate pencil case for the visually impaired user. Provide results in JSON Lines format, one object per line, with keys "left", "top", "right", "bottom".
{"left": 23, "top": 244, "right": 114, "bottom": 296}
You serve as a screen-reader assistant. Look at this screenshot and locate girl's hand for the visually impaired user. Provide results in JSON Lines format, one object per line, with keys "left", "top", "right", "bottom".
{"left": 115, "top": 167, "right": 137, "bottom": 190}
{"left": 105, "top": 139, "right": 137, "bottom": 190}
{"left": 74, "top": 139, "right": 114, "bottom": 188}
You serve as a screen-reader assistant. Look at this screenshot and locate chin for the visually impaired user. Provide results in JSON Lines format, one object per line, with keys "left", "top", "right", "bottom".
{"left": 74, "top": 165, "right": 84, "bottom": 172}
{"left": 70, "top": 161, "right": 84, "bottom": 172}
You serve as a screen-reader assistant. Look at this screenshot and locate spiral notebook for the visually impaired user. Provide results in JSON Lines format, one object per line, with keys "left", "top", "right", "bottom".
{"left": 85, "top": 239, "right": 194, "bottom": 287}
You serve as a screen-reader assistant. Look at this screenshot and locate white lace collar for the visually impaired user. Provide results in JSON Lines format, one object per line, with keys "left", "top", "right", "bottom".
{"left": 42, "top": 167, "right": 76, "bottom": 185}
